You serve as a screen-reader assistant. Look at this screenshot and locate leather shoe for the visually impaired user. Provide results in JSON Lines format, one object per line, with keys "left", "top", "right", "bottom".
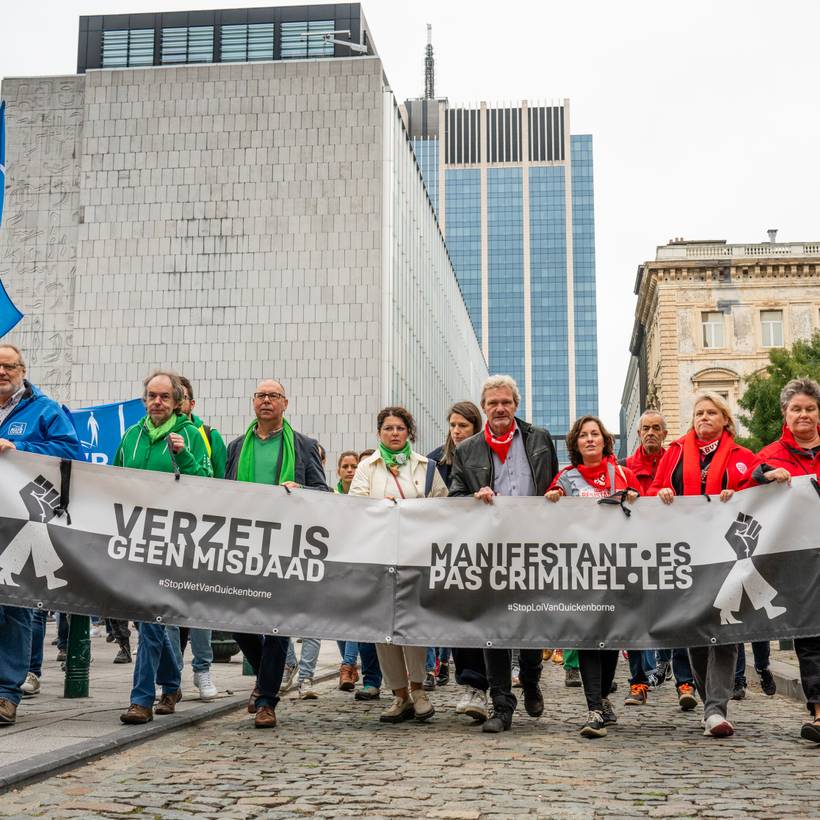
{"left": 523, "top": 686, "right": 544, "bottom": 718}
{"left": 247, "top": 687, "right": 261, "bottom": 714}
{"left": 481, "top": 711, "right": 512, "bottom": 733}
{"left": 120, "top": 703, "right": 153, "bottom": 724}
{"left": 154, "top": 689, "right": 182, "bottom": 715}
{"left": 255, "top": 705, "right": 277, "bottom": 728}
{"left": 0, "top": 698, "right": 18, "bottom": 725}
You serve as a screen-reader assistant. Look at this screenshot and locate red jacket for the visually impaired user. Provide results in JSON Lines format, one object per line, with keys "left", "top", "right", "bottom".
{"left": 647, "top": 434, "right": 761, "bottom": 496}
{"left": 757, "top": 424, "right": 820, "bottom": 477}
{"left": 624, "top": 445, "right": 666, "bottom": 496}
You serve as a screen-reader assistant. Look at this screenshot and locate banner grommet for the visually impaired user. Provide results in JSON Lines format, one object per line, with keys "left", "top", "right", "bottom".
{"left": 384, "top": 636, "right": 392, "bottom": 643}
{"left": 271, "top": 628, "right": 279, "bottom": 634}
{"left": 388, "top": 567, "right": 395, "bottom": 574}
{"left": 155, "top": 616, "right": 163, "bottom": 623}
{"left": 485, "top": 641, "right": 493, "bottom": 647}
{"left": 710, "top": 637, "right": 717, "bottom": 644}
{"left": 36, "top": 601, "right": 44, "bottom": 609}
{"left": 598, "top": 642, "right": 606, "bottom": 648}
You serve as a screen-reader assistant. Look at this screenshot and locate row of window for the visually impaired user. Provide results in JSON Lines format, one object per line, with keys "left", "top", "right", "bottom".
{"left": 702, "top": 309, "right": 784, "bottom": 349}
{"left": 101, "top": 21, "right": 335, "bottom": 68}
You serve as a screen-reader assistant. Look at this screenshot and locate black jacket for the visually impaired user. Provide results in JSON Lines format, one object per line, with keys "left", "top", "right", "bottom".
{"left": 225, "top": 427, "right": 329, "bottom": 491}
{"left": 448, "top": 418, "right": 558, "bottom": 497}
{"left": 426, "top": 444, "right": 453, "bottom": 489}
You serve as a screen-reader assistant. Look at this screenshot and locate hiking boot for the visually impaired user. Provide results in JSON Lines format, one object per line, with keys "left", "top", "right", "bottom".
{"left": 703, "top": 713, "right": 734, "bottom": 737}
{"left": 0, "top": 698, "right": 17, "bottom": 725}
{"left": 677, "top": 682, "right": 697, "bottom": 711}
{"left": 379, "top": 695, "right": 414, "bottom": 723}
{"left": 298, "top": 678, "right": 318, "bottom": 700}
{"left": 624, "top": 683, "right": 648, "bottom": 706}
{"left": 338, "top": 663, "right": 357, "bottom": 691}
{"left": 193, "top": 670, "right": 218, "bottom": 700}
{"left": 154, "top": 689, "right": 182, "bottom": 715}
{"left": 21, "top": 672, "right": 40, "bottom": 698}
{"left": 120, "top": 703, "right": 152, "bottom": 724}
{"left": 354, "top": 685, "right": 380, "bottom": 701}
{"left": 523, "top": 685, "right": 544, "bottom": 718}
{"left": 482, "top": 710, "right": 512, "bottom": 733}
{"left": 436, "top": 662, "right": 450, "bottom": 686}
{"left": 279, "top": 664, "right": 296, "bottom": 694}
{"left": 601, "top": 698, "right": 617, "bottom": 726}
{"left": 551, "top": 649, "right": 564, "bottom": 665}
{"left": 580, "top": 710, "right": 607, "bottom": 738}
{"left": 247, "top": 687, "right": 260, "bottom": 714}
{"left": 758, "top": 668, "right": 776, "bottom": 696}
{"left": 564, "top": 667, "right": 582, "bottom": 687}
{"left": 455, "top": 686, "right": 471, "bottom": 714}
{"left": 423, "top": 671, "right": 437, "bottom": 691}
{"left": 255, "top": 705, "right": 277, "bottom": 729}
{"left": 731, "top": 682, "right": 747, "bottom": 701}
{"left": 542, "top": 649, "right": 553, "bottom": 662}
{"left": 411, "top": 688, "right": 435, "bottom": 721}
{"left": 113, "top": 643, "right": 132, "bottom": 664}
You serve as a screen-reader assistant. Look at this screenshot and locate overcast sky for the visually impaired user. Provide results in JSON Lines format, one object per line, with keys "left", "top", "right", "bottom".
{"left": 3, "top": 0, "right": 819, "bottom": 427}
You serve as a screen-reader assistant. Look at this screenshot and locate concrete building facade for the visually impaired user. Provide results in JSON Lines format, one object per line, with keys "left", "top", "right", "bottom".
{"left": 624, "top": 236, "right": 820, "bottom": 440}
{"left": 0, "top": 6, "right": 487, "bottom": 458}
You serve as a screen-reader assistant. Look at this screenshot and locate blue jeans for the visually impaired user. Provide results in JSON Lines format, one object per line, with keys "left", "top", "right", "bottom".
{"left": 627, "top": 650, "right": 657, "bottom": 685}
{"left": 654, "top": 648, "right": 694, "bottom": 685}
{"left": 426, "top": 647, "right": 436, "bottom": 672}
{"left": 29, "top": 609, "right": 47, "bottom": 677}
{"left": 0, "top": 606, "right": 32, "bottom": 706}
{"left": 130, "top": 622, "right": 182, "bottom": 708}
{"left": 358, "top": 642, "right": 382, "bottom": 689}
{"left": 286, "top": 638, "right": 321, "bottom": 681}
{"left": 337, "top": 640, "right": 358, "bottom": 666}
{"left": 166, "top": 626, "right": 213, "bottom": 674}
{"left": 735, "top": 641, "right": 771, "bottom": 685}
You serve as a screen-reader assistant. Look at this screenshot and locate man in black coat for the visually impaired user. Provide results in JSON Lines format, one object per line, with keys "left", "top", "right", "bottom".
{"left": 449, "top": 374, "right": 558, "bottom": 733}
{"left": 226, "top": 379, "right": 329, "bottom": 728}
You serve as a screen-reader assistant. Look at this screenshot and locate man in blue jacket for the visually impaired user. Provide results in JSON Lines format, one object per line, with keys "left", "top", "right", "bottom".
{"left": 0, "top": 344, "right": 80, "bottom": 726}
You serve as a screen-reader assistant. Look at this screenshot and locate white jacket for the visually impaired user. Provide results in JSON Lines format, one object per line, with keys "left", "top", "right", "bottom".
{"left": 349, "top": 449, "right": 448, "bottom": 500}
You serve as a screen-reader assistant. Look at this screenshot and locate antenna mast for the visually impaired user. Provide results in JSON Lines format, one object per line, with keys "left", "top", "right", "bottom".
{"left": 424, "top": 24, "right": 435, "bottom": 99}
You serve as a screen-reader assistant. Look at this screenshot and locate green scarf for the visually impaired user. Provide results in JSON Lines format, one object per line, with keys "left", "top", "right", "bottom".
{"left": 236, "top": 418, "right": 296, "bottom": 485}
{"left": 336, "top": 479, "right": 348, "bottom": 494}
{"left": 145, "top": 414, "right": 179, "bottom": 444}
{"left": 378, "top": 441, "right": 412, "bottom": 473}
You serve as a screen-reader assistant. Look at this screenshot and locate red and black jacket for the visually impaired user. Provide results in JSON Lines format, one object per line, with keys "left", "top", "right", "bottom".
{"left": 756, "top": 424, "right": 820, "bottom": 478}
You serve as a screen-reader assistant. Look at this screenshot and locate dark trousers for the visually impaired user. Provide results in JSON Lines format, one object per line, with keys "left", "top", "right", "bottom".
{"left": 107, "top": 619, "right": 131, "bottom": 645}
{"left": 57, "top": 612, "right": 69, "bottom": 651}
{"left": 795, "top": 636, "right": 820, "bottom": 715}
{"left": 484, "top": 647, "right": 542, "bottom": 715}
{"left": 29, "top": 609, "right": 47, "bottom": 677}
{"left": 453, "top": 647, "right": 488, "bottom": 691}
{"left": 734, "top": 641, "right": 771, "bottom": 685}
{"left": 234, "top": 633, "right": 289, "bottom": 710}
{"left": 579, "top": 649, "right": 619, "bottom": 712}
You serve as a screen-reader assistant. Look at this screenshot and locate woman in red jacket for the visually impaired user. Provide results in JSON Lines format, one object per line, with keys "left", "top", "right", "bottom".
{"left": 648, "top": 391, "right": 789, "bottom": 739}
{"left": 756, "top": 377, "right": 820, "bottom": 744}
{"left": 546, "top": 415, "right": 639, "bottom": 738}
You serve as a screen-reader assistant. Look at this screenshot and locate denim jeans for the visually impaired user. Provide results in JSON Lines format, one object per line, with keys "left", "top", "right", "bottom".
{"left": 166, "top": 626, "right": 213, "bottom": 674}
{"left": 425, "top": 646, "right": 436, "bottom": 672}
{"left": 735, "top": 641, "right": 771, "bottom": 685}
{"left": 130, "top": 622, "right": 181, "bottom": 708}
{"left": 654, "top": 648, "right": 694, "bottom": 685}
{"left": 337, "top": 640, "right": 358, "bottom": 666}
{"left": 358, "top": 642, "right": 382, "bottom": 689}
{"left": 235, "top": 633, "right": 289, "bottom": 709}
{"left": 286, "top": 638, "right": 321, "bottom": 681}
{"left": 29, "top": 609, "right": 47, "bottom": 677}
{"left": 0, "top": 605, "right": 32, "bottom": 705}
{"left": 627, "top": 650, "right": 657, "bottom": 684}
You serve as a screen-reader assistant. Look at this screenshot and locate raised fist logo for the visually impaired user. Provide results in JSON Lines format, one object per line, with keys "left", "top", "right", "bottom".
{"left": 724, "top": 513, "right": 761, "bottom": 560}
{"left": 20, "top": 475, "right": 61, "bottom": 524}
{"left": 714, "top": 512, "right": 785, "bottom": 625}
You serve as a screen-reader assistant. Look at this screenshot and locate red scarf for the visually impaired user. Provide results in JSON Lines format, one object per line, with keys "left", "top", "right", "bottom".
{"left": 575, "top": 455, "right": 617, "bottom": 491}
{"left": 682, "top": 429, "right": 733, "bottom": 495}
{"left": 484, "top": 421, "right": 516, "bottom": 463}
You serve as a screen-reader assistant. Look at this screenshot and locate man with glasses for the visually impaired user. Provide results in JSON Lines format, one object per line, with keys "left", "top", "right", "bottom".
{"left": 0, "top": 345, "right": 80, "bottom": 726}
{"left": 225, "top": 379, "right": 328, "bottom": 728}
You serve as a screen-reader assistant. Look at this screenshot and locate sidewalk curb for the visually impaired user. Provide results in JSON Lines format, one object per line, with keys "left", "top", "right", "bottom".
{"left": 0, "top": 667, "right": 338, "bottom": 794}
{"left": 746, "top": 659, "right": 805, "bottom": 704}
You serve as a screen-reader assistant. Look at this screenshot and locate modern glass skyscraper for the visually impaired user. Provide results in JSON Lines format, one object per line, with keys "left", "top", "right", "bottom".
{"left": 403, "top": 98, "right": 598, "bottom": 459}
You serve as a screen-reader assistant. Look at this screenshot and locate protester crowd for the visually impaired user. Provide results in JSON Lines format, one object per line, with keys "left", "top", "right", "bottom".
{"left": 0, "top": 341, "right": 818, "bottom": 746}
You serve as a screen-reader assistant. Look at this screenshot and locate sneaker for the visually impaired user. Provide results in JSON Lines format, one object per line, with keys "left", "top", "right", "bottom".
{"left": 113, "top": 644, "right": 132, "bottom": 664}
{"left": 580, "top": 710, "right": 607, "bottom": 738}
{"left": 423, "top": 671, "right": 437, "bottom": 691}
{"left": 482, "top": 710, "right": 512, "bottom": 733}
{"left": 601, "top": 698, "right": 617, "bottom": 726}
{"left": 193, "top": 670, "right": 218, "bottom": 701}
{"left": 648, "top": 659, "right": 670, "bottom": 689}
{"left": 463, "top": 688, "right": 488, "bottom": 722}
{"left": 731, "top": 682, "right": 747, "bottom": 701}
{"left": 624, "top": 683, "right": 648, "bottom": 706}
{"left": 56, "top": 649, "right": 67, "bottom": 662}
{"left": 800, "top": 719, "right": 820, "bottom": 743}
{"left": 551, "top": 649, "right": 564, "bottom": 665}
{"left": 411, "top": 688, "right": 435, "bottom": 721}
{"left": 298, "top": 678, "right": 318, "bottom": 700}
{"left": 379, "top": 695, "right": 414, "bottom": 723}
{"left": 564, "top": 667, "right": 582, "bottom": 687}
{"left": 758, "top": 668, "right": 776, "bottom": 697}
{"left": 677, "top": 682, "right": 697, "bottom": 711}
{"left": 455, "top": 686, "right": 471, "bottom": 714}
{"left": 89, "top": 625, "right": 103, "bottom": 638}
{"left": 354, "top": 685, "right": 381, "bottom": 701}
{"left": 511, "top": 665, "right": 521, "bottom": 688}
{"left": 436, "top": 662, "right": 450, "bottom": 686}
{"left": 523, "top": 686, "right": 544, "bottom": 718}
{"left": 279, "top": 664, "right": 297, "bottom": 694}
{"left": 106, "top": 633, "right": 116, "bottom": 643}
{"left": 703, "top": 713, "right": 734, "bottom": 737}
{"left": 21, "top": 672, "right": 40, "bottom": 698}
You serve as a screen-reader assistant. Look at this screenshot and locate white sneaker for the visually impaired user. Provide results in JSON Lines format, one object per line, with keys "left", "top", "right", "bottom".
{"left": 463, "top": 687, "right": 488, "bottom": 722}
{"left": 89, "top": 625, "right": 103, "bottom": 638}
{"left": 279, "top": 664, "right": 297, "bottom": 694}
{"left": 298, "top": 678, "right": 318, "bottom": 699}
{"left": 21, "top": 671, "right": 40, "bottom": 697}
{"left": 193, "top": 670, "right": 218, "bottom": 701}
{"left": 703, "top": 713, "right": 734, "bottom": 737}
{"left": 455, "top": 686, "right": 471, "bottom": 715}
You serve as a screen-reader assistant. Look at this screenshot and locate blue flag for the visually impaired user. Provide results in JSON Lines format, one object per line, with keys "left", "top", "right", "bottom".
{"left": 0, "top": 278, "right": 23, "bottom": 337}
{"left": 0, "top": 99, "right": 5, "bottom": 227}
{"left": 70, "top": 398, "right": 144, "bottom": 465}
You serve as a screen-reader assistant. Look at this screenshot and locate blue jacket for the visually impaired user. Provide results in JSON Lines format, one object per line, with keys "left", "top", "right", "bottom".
{"left": 0, "top": 381, "right": 81, "bottom": 459}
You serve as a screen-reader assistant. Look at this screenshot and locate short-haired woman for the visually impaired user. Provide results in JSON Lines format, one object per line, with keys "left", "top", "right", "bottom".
{"left": 349, "top": 406, "right": 448, "bottom": 722}
{"left": 546, "top": 415, "right": 639, "bottom": 738}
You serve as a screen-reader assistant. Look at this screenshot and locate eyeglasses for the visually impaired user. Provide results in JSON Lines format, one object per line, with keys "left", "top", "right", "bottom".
{"left": 253, "top": 392, "right": 286, "bottom": 402}
{"left": 0, "top": 363, "right": 22, "bottom": 372}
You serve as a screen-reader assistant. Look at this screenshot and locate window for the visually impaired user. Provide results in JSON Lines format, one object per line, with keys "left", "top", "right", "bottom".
{"left": 701, "top": 311, "right": 724, "bottom": 348}
{"left": 761, "top": 309, "right": 784, "bottom": 347}
{"left": 220, "top": 23, "right": 274, "bottom": 62}
{"left": 280, "top": 20, "right": 335, "bottom": 59}
{"left": 102, "top": 29, "right": 154, "bottom": 68}
{"left": 161, "top": 26, "right": 214, "bottom": 64}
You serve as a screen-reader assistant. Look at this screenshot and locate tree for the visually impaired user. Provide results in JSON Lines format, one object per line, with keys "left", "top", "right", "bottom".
{"left": 736, "top": 332, "right": 820, "bottom": 451}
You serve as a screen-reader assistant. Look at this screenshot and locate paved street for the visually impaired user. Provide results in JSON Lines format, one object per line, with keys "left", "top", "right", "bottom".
{"left": 1, "top": 655, "right": 816, "bottom": 819}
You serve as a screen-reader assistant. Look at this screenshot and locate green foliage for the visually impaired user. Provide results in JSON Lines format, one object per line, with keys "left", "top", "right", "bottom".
{"left": 736, "top": 332, "right": 820, "bottom": 450}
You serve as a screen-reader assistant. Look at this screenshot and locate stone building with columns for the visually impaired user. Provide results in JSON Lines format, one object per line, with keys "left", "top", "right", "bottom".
{"left": 622, "top": 235, "right": 820, "bottom": 450}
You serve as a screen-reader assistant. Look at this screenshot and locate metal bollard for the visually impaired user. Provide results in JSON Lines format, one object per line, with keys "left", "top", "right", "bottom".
{"left": 64, "top": 614, "right": 91, "bottom": 698}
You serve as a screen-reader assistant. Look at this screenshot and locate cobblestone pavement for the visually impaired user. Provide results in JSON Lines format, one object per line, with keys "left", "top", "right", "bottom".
{"left": 1, "top": 659, "right": 816, "bottom": 819}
